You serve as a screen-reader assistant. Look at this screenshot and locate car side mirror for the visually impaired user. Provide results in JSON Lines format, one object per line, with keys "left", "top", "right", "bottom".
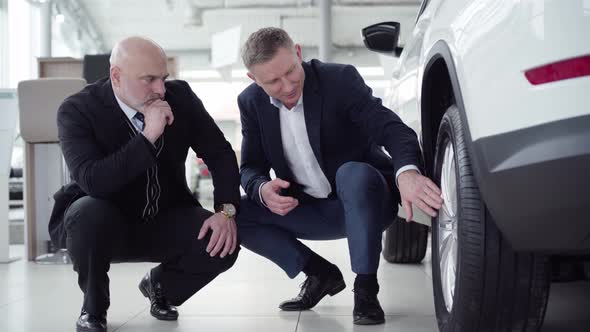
{"left": 362, "top": 21, "right": 404, "bottom": 57}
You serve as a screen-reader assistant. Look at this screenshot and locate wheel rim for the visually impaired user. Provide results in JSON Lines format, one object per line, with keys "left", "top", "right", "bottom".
{"left": 438, "top": 138, "right": 458, "bottom": 313}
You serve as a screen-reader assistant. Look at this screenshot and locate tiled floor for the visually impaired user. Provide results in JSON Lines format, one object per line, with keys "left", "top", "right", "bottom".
{"left": 1, "top": 239, "right": 589, "bottom": 332}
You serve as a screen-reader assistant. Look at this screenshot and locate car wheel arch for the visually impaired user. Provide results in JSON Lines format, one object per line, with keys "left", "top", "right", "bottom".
{"left": 420, "top": 40, "right": 485, "bottom": 185}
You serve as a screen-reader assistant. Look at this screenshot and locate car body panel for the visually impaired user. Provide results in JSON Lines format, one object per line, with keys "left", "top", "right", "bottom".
{"left": 426, "top": 0, "right": 590, "bottom": 141}
{"left": 472, "top": 114, "right": 590, "bottom": 252}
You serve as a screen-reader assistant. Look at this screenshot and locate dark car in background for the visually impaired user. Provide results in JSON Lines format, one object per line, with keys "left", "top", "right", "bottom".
{"left": 9, "top": 134, "right": 23, "bottom": 207}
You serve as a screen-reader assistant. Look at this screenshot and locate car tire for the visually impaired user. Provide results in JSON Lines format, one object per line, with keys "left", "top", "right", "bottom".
{"left": 382, "top": 217, "right": 429, "bottom": 264}
{"left": 431, "top": 105, "right": 550, "bottom": 331}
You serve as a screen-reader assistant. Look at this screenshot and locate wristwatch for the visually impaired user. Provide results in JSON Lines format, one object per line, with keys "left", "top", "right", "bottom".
{"left": 215, "top": 203, "right": 237, "bottom": 219}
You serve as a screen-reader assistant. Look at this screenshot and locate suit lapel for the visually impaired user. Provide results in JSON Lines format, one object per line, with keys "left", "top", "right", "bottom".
{"left": 261, "top": 99, "right": 293, "bottom": 178}
{"left": 301, "top": 62, "right": 325, "bottom": 170}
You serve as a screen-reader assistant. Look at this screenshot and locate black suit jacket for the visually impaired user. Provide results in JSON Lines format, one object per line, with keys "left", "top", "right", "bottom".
{"left": 49, "top": 78, "right": 240, "bottom": 248}
{"left": 238, "top": 60, "right": 422, "bottom": 206}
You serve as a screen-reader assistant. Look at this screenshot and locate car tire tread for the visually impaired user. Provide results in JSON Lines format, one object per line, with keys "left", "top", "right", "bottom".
{"left": 432, "top": 106, "right": 550, "bottom": 332}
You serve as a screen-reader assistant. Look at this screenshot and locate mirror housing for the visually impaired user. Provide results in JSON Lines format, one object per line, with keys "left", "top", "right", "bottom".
{"left": 362, "top": 21, "right": 403, "bottom": 57}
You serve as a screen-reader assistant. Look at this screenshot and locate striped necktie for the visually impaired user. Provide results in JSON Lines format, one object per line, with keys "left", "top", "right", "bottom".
{"left": 133, "top": 112, "right": 145, "bottom": 131}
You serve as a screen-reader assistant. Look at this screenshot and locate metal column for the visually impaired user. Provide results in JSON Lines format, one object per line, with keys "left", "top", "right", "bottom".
{"left": 40, "top": 0, "right": 52, "bottom": 57}
{"left": 318, "top": 0, "right": 332, "bottom": 62}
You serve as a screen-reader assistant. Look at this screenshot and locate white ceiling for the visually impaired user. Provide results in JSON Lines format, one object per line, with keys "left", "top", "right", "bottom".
{"left": 78, "top": 0, "right": 421, "bottom": 52}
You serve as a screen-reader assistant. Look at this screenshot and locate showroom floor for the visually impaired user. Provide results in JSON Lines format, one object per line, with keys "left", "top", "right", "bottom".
{"left": 1, "top": 238, "right": 589, "bottom": 332}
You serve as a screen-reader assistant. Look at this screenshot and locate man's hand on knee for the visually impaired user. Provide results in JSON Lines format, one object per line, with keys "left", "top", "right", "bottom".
{"left": 198, "top": 213, "right": 237, "bottom": 258}
{"left": 397, "top": 170, "right": 443, "bottom": 222}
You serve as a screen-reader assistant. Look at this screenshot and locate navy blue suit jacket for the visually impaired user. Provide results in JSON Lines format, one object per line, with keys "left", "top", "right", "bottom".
{"left": 238, "top": 60, "right": 422, "bottom": 206}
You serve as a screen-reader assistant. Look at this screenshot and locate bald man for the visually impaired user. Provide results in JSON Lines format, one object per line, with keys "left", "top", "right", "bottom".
{"left": 50, "top": 37, "right": 241, "bottom": 332}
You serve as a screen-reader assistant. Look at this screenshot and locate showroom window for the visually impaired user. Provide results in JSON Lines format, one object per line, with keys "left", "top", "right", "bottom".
{"left": 7, "top": 0, "right": 40, "bottom": 88}
{"left": 2, "top": 0, "right": 98, "bottom": 88}
{"left": 0, "top": 0, "right": 7, "bottom": 87}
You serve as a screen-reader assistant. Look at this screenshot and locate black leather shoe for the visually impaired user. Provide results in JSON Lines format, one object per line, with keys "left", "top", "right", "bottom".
{"left": 353, "top": 289, "right": 385, "bottom": 325}
{"left": 279, "top": 267, "right": 346, "bottom": 311}
{"left": 138, "top": 270, "right": 179, "bottom": 321}
{"left": 76, "top": 310, "right": 106, "bottom": 332}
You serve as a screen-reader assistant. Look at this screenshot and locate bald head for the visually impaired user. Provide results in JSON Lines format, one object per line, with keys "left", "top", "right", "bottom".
{"left": 109, "top": 36, "right": 169, "bottom": 111}
{"left": 110, "top": 36, "right": 166, "bottom": 68}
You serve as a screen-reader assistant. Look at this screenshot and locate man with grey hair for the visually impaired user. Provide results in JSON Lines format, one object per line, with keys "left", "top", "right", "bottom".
{"left": 51, "top": 36, "right": 241, "bottom": 332}
{"left": 236, "top": 27, "right": 443, "bottom": 325}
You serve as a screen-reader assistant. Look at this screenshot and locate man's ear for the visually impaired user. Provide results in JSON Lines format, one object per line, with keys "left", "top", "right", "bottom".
{"left": 294, "top": 44, "right": 303, "bottom": 62}
{"left": 247, "top": 72, "right": 257, "bottom": 83}
{"left": 110, "top": 66, "right": 120, "bottom": 87}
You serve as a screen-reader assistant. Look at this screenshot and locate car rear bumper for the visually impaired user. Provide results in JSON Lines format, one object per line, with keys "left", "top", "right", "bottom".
{"left": 471, "top": 115, "right": 590, "bottom": 253}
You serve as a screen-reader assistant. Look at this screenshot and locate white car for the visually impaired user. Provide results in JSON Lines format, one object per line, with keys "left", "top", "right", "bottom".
{"left": 363, "top": 1, "right": 590, "bottom": 331}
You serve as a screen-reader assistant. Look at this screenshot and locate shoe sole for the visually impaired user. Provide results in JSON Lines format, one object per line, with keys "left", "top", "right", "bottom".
{"left": 151, "top": 313, "right": 179, "bottom": 321}
{"left": 353, "top": 317, "right": 385, "bottom": 325}
{"left": 76, "top": 325, "right": 106, "bottom": 332}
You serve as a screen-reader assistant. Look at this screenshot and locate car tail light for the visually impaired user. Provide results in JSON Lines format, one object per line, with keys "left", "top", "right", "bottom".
{"left": 525, "top": 55, "right": 590, "bottom": 85}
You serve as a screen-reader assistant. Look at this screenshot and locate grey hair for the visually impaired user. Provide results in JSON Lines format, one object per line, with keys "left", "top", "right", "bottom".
{"left": 241, "top": 27, "right": 294, "bottom": 69}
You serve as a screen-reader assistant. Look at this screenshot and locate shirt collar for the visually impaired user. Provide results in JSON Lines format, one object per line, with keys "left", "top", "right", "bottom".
{"left": 269, "top": 95, "right": 304, "bottom": 111}
{"left": 113, "top": 91, "right": 139, "bottom": 121}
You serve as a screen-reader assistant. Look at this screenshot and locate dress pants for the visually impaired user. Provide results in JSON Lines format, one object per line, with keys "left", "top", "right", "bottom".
{"left": 237, "top": 161, "right": 398, "bottom": 278}
{"left": 64, "top": 196, "right": 239, "bottom": 316}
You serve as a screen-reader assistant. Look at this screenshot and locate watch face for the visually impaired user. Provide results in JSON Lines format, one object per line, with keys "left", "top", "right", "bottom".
{"left": 224, "top": 204, "right": 236, "bottom": 216}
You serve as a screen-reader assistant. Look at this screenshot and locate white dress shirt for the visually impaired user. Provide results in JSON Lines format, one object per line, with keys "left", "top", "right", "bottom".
{"left": 272, "top": 96, "right": 332, "bottom": 198}
{"left": 114, "top": 94, "right": 144, "bottom": 132}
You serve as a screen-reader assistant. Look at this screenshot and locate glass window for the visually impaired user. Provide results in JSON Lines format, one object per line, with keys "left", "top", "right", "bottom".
{"left": 7, "top": 0, "right": 40, "bottom": 88}
{"left": 0, "top": 0, "right": 8, "bottom": 87}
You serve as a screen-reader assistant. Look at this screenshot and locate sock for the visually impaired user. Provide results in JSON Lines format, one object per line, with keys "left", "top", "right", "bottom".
{"left": 302, "top": 251, "right": 333, "bottom": 276}
{"left": 354, "top": 273, "right": 379, "bottom": 294}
